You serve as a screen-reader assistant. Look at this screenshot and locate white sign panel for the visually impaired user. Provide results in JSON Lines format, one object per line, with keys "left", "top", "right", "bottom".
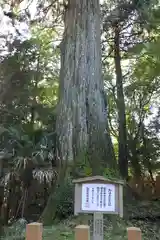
{"left": 81, "top": 183, "right": 115, "bottom": 212}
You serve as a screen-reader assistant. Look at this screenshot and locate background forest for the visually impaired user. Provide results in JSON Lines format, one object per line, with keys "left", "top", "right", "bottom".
{"left": 0, "top": 0, "right": 160, "bottom": 239}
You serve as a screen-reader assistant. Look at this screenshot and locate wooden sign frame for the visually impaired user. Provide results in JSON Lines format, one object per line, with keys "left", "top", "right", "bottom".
{"left": 73, "top": 175, "right": 124, "bottom": 217}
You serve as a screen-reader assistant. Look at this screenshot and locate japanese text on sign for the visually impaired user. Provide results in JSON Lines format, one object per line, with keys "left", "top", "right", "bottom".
{"left": 81, "top": 183, "right": 115, "bottom": 212}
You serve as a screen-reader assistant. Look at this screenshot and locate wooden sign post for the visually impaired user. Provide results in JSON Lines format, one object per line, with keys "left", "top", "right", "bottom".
{"left": 73, "top": 176, "right": 124, "bottom": 240}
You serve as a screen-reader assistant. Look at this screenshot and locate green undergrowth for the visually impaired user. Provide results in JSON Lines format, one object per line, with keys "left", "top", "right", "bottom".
{"left": 1, "top": 216, "right": 160, "bottom": 240}
{"left": 1, "top": 200, "right": 160, "bottom": 240}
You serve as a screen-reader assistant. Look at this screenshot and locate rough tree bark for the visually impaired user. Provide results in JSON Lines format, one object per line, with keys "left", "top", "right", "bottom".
{"left": 114, "top": 25, "right": 128, "bottom": 178}
{"left": 56, "top": 0, "right": 116, "bottom": 174}
{"left": 41, "top": 0, "right": 116, "bottom": 224}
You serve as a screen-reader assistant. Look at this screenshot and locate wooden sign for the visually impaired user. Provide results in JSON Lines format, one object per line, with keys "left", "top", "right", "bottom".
{"left": 73, "top": 176, "right": 124, "bottom": 217}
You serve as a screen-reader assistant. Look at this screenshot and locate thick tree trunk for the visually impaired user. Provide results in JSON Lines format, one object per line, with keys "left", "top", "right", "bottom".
{"left": 114, "top": 25, "right": 128, "bottom": 178}
{"left": 56, "top": 0, "right": 116, "bottom": 174}
{"left": 41, "top": 0, "right": 117, "bottom": 224}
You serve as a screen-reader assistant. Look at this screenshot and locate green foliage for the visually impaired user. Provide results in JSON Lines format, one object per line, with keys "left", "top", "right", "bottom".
{"left": 55, "top": 177, "right": 74, "bottom": 220}
{"left": 103, "top": 168, "right": 120, "bottom": 180}
{"left": 0, "top": 22, "right": 59, "bottom": 175}
{"left": 2, "top": 201, "right": 160, "bottom": 240}
{"left": 3, "top": 219, "right": 27, "bottom": 240}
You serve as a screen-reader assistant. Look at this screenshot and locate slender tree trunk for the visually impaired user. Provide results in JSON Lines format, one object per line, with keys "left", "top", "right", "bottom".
{"left": 114, "top": 25, "right": 128, "bottom": 178}
{"left": 0, "top": 159, "right": 3, "bottom": 179}
{"left": 56, "top": 0, "right": 116, "bottom": 174}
